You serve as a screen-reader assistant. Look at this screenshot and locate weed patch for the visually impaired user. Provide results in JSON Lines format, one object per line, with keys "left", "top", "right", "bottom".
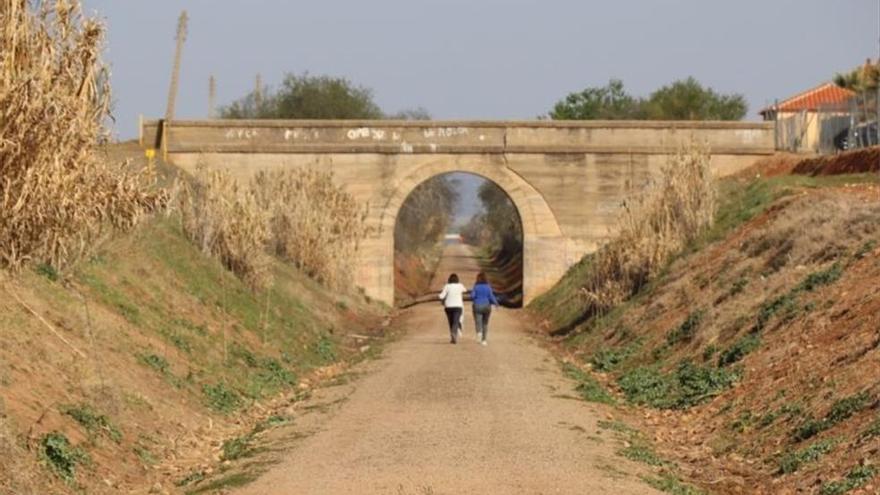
{"left": 778, "top": 438, "right": 837, "bottom": 474}
{"left": 314, "top": 335, "right": 337, "bottom": 363}
{"left": 590, "top": 341, "right": 640, "bottom": 372}
{"left": 820, "top": 465, "right": 876, "bottom": 495}
{"left": 793, "top": 391, "right": 873, "bottom": 441}
{"left": 563, "top": 363, "right": 616, "bottom": 404}
{"left": 641, "top": 473, "right": 704, "bottom": 495}
{"left": 618, "top": 362, "right": 740, "bottom": 409}
{"left": 61, "top": 403, "right": 122, "bottom": 443}
{"left": 717, "top": 332, "right": 761, "bottom": 366}
{"left": 203, "top": 382, "right": 243, "bottom": 414}
{"left": 666, "top": 310, "right": 705, "bottom": 346}
{"left": 41, "top": 432, "right": 90, "bottom": 482}
{"left": 221, "top": 434, "right": 255, "bottom": 461}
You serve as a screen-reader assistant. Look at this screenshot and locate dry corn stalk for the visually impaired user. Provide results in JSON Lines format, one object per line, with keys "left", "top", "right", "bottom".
{"left": 581, "top": 141, "right": 716, "bottom": 313}
{"left": 0, "top": 0, "right": 165, "bottom": 273}
{"left": 177, "top": 167, "right": 368, "bottom": 291}
{"left": 177, "top": 167, "right": 272, "bottom": 291}
{"left": 254, "top": 169, "right": 369, "bottom": 289}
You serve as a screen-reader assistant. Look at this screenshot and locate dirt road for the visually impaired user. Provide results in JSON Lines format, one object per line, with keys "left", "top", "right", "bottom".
{"left": 236, "top": 243, "right": 659, "bottom": 494}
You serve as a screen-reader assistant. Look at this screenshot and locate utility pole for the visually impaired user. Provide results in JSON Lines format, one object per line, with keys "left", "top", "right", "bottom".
{"left": 208, "top": 74, "right": 216, "bottom": 118}
{"left": 255, "top": 73, "right": 263, "bottom": 111}
{"left": 164, "top": 10, "right": 188, "bottom": 121}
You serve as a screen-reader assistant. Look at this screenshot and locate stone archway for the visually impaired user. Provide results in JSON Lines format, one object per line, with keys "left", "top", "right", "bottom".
{"left": 355, "top": 158, "right": 573, "bottom": 306}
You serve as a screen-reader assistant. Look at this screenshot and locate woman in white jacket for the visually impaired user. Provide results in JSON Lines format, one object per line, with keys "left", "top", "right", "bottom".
{"left": 438, "top": 273, "right": 467, "bottom": 344}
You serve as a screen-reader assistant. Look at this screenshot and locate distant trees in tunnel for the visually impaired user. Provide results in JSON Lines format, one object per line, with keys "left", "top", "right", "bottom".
{"left": 395, "top": 176, "right": 458, "bottom": 255}
{"left": 460, "top": 182, "right": 523, "bottom": 256}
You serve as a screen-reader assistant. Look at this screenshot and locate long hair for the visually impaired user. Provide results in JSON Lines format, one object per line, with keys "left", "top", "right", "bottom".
{"left": 448, "top": 273, "right": 459, "bottom": 284}
{"left": 476, "top": 272, "right": 487, "bottom": 284}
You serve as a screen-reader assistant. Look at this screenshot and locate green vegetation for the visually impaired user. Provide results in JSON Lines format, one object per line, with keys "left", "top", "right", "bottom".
{"left": 61, "top": 403, "right": 122, "bottom": 443}
{"left": 794, "top": 391, "right": 873, "bottom": 442}
{"left": 137, "top": 352, "right": 170, "bottom": 374}
{"left": 666, "top": 310, "right": 705, "bottom": 346}
{"left": 549, "top": 77, "right": 747, "bottom": 121}
{"left": 35, "top": 262, "right": 60, "bottom": 281}
{"left": 203, "top": 382, "right": 244, "bottom": 414}
{"left": 618, "top": 361, "right": 740, "bottom": 409}
{"left": 221, "top": 435, "right": 255, "bottom": 461}
{"left": 590, "top": 341, "right": 640, "bottom": 372}
{"left": 860, "top": 416, "right": 880, "bottom": 439}
{"left": 41, "top": 432, "right": 90, "bottom": 482}
{"left": 641, "top": 473, "right": 705, "bottom": 495}
{"left": 221, "top": 72, "right": 383, "bottom": 120}
{"left": 717, "top": 332, "right": 761, "bottom": 366}
{"left": 778, "top": 438, "right": 837, "bottom": 474}
{"left": 563, "top": 363, "right": 616, "bottom": 404}
{"left": 820, "top": 465, "right": 877, "bottom": 495}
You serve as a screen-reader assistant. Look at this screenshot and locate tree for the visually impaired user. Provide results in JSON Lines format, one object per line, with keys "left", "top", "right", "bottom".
{"left": 643, "top": 77, "right": 747, "bottom": 120}
{"left": 548, "top": 79, "right": 641, "bottom": 120}
{"left": 220, "top": 72, "right": 384, "bottom": 119}
{"left": 549, "top": 77, "right": 747, "bottom": 121}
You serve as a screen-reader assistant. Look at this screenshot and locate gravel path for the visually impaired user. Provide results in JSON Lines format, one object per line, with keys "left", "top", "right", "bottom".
{"left": 236, "top": 243, "right": 660, "bottom": 494}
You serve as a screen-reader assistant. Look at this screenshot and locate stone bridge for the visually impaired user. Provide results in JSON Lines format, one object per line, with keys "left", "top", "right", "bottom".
{"left": 141, "top": 119, "right": 774, "bottom": 305}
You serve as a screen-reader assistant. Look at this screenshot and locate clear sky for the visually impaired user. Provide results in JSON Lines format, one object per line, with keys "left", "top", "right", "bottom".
{"left": 82, "top": 0, "right": 879, "bottom": 140}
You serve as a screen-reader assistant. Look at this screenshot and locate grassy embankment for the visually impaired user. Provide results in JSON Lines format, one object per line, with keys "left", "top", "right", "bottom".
{"left": 530, "top": 149, "right": 880, "bottom": 494}
{"left": 0, "top": 213, "right": 389, "bottom": 494}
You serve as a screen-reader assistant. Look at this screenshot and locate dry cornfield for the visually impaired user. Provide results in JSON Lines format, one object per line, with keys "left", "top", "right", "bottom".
{"left": 178, "top": 167, "right": 369, "bottom": 291}
{"left": 581, "top": 142, "right": 717, "bottom": 312}
{"left": 253, "top": 169, "right": 369, "bottom": 289}
{"left": 0, "top": 0, "right": 165, "bottom": 274}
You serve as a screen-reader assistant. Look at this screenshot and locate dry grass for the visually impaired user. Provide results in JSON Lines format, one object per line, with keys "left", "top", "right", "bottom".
{"left": 254, "top": 169, "right": 369, "bottom": 289}
{"left": 581, "top": 142, "right": 716, "bottom": 312}
{"left": 0, "top": 0, "right": 164, "bottom": 274}
{"left": 178, "top": 167, "right": 368, "bottom": 291}
{"left": 0, "top": 416, "right": 41, "bottom": 494}
{"left": 178, "top": 167, "right": 272, "bottom": 290}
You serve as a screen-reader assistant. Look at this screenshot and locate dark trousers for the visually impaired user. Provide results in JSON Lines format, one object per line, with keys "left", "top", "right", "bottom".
{"left": 444, "top": 307, "right": 463, "bottom": 341}
{"left": 473, "top": 303, "right": 491, "bottom": 341}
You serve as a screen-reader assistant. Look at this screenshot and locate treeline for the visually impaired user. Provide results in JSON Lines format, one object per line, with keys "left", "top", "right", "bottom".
{"left": 220, "top": 72, "right": 430, "bottom": 120}
{"left": 548, "top": 77, "right": 747, "bottom": 121}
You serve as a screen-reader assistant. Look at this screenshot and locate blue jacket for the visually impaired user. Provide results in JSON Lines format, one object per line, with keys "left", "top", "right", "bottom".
{"left": 471, "top": 283, "right": 499, "bottom": 306}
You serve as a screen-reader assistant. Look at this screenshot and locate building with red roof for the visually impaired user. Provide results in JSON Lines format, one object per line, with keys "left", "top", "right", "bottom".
{"left": 761, "top": 82, "right": 857, "bottom": 153}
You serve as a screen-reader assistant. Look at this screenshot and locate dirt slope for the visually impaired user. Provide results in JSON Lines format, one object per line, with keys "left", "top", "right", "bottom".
{"left": 234, "top": 243, "right": 662, "bottom": 495}
{"left": 531, "top": 151, "right": 880, "bottom": 494}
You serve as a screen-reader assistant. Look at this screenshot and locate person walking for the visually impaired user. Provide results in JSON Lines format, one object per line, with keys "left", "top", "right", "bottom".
{"left": 471, "top": 272, "right": 499, "bottom": 346}
{"left": 438, "top": 273, "right": 467, "bottom": 344}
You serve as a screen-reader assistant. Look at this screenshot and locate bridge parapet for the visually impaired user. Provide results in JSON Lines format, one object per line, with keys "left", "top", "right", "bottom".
{"left": 141, "top": 119, "right": 774, "bottom": 156}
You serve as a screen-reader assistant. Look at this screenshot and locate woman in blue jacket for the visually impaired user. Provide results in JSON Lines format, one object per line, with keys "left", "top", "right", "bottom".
{"left": 471, "top": 272, "right": 499, "bottom": 346}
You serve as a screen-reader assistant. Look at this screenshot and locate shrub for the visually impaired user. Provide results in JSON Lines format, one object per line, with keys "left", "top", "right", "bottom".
{"left": 0, "top": 0, "right": 165, "bottom": 273}
{"left": 581, "top": 143, "right": 716, "bottom": 316}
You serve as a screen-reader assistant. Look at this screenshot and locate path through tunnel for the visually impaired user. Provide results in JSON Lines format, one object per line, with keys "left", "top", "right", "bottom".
{"left": 393, "top": 172, "right": 523, "bottom": 308}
